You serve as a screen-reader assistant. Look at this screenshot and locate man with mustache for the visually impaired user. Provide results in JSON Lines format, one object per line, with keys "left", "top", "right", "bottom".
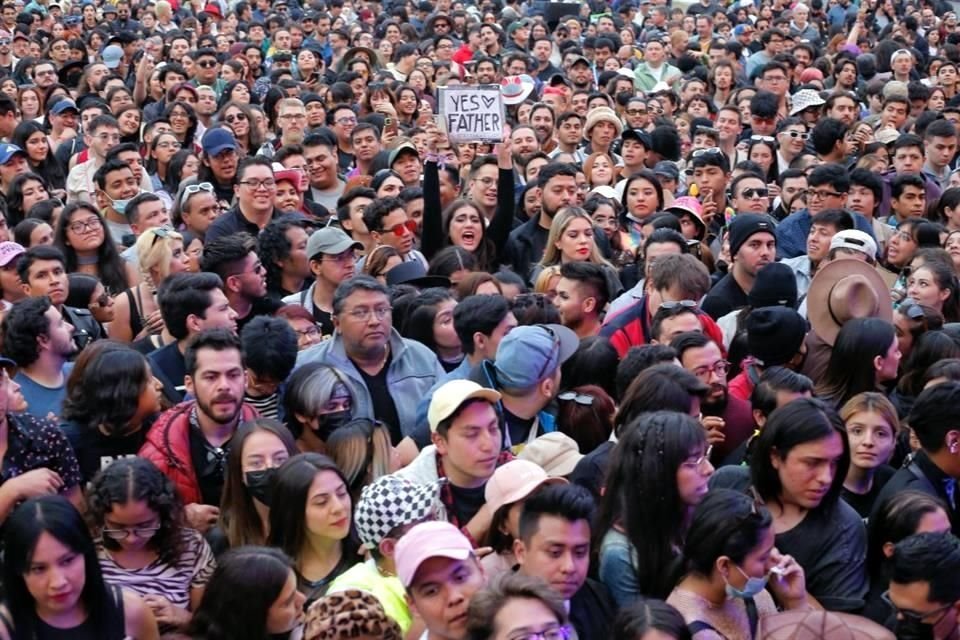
{"left": 141, "top": 328, "right": 256, "bottom": 534}
{"left": 671, "top": 331, "right": 755, "bottom": 464}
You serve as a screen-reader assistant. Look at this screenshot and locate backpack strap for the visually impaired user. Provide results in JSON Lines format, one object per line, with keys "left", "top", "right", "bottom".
{"left": 687, "top": 620, "right": 725, "bottom": 637}
{"left": 0, "top": 608, "right": 13, "bottom": 636}
{"left": 746, "top": 597, "right": 759, "bottom": 639}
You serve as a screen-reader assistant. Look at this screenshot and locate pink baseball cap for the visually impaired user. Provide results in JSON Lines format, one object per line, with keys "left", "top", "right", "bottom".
{"left": 484, "top": 459, "right": 566, "bottom": 515}
{"left": 0, "top": 242, "right": 25, "bottom": 268}
{"left": 395, "top": 521, "right": 474, "bottom": 588}
{"left": 799, "top": 67, "right": 824, "bottom": 83}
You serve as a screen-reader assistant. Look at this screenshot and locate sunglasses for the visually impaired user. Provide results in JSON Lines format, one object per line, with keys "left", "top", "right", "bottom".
{"left": 223, "top": 112, "right": 247, "bottom": 124}
{"left": 197, "top": 59, "right": 218, "bottom": 68}
{"left": 900, "top": 297, "right": 926, "bottom": 321}
{"left": 379, "top": 220, "right": 418, "bottom": 235}
{"left": 558, "top": 391, "right": 595, "bottom": 406}
{"left": 150, "top": 225, "right": 176, "bottom": 247}
{"left": 751, "top": 135, "right": 775, "bottom": 142}
{"left": 741, "top": 187, "right": 769, "bottom": 199}
{"left": 691, "top": 146, "right": 723, "bottom": 158}
{"left": 660, "top": 300, "right": 698, "bottom": 310}
{"left": 782, "top": 130, "right": 809, "bottom": 140}
{"left": 180, "top": 181, "right": 214, "bottom": 206}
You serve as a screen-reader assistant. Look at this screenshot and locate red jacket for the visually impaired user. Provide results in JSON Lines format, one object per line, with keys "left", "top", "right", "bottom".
{"left": 600, "top": 295, "right": 726, "bottom": 359}
{"left": 139, "top": 401, "right": 259, "bottom": 505}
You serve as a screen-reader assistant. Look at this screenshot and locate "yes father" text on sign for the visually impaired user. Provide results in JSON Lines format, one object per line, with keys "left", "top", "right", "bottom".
{"left": 438, "top": 85, "right": 505, "bottom": 143}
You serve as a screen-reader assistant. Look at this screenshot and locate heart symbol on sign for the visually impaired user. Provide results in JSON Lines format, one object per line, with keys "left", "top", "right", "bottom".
{"left": 481, "top": 95, "right": 496, "bottom": 109}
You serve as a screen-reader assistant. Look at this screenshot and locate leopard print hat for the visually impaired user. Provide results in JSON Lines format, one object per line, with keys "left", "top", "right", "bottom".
{"left": 304, "top": 589, "right": 403, "bottom": 640}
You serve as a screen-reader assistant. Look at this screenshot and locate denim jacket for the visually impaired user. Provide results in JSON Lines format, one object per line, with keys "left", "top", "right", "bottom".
{"left": 598, "top": 528, "right": 642, "bottom": 609}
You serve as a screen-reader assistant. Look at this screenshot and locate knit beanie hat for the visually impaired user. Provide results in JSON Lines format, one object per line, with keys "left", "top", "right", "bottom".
{"left": 746, "top": 307, "right": 808, "bottom": 366}
{"left": 748, "top": 262, "right": 799, "bottom": 309}
{"left": 728, "top": 214, "right": 775, "bottom": 260}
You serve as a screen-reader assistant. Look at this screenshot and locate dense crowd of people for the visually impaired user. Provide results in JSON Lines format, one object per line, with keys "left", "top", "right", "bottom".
{"left": 0, "top": 0, "right": 959, "bottom": 637}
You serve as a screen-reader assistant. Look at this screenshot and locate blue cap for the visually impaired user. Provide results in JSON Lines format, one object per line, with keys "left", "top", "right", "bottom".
{"left": 0, "top": 144, "right": 24, "bottom": 164}
{"left": 202, "top": 127, "right": 237, "bottom": 157}
{"left": 51, "top": 98, "right": 78, "bottom": 114}
{"left": 493, "top": 324, "right": 579, "bottom": 390}
{"left": 101, "top": 44, "right": 123, "bottom": 69}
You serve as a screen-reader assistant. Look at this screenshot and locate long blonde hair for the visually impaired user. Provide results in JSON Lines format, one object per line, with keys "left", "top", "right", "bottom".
{"left": 539, "top": 207, "right": 614, "bottom": 269}
{"left": 325, "top": 418, "right": 395, "bottom": 502}
{"left": 136, "top": 226, "right": 183, "bottom": 288}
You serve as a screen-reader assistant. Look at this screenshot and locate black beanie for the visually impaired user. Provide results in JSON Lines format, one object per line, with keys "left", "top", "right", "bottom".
{"left": 746, "top": 307, "right": 808, "bottom": 366}
{"left": 748, "top": 262, "right": 798, "bottom": 309}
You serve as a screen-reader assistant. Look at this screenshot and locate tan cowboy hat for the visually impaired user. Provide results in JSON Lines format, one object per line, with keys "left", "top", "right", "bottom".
{"left": 807, "top": 259, "right": 892, "bottom": 347}
{"left": 758, "top": 610, "right": 894, "bottom": 639}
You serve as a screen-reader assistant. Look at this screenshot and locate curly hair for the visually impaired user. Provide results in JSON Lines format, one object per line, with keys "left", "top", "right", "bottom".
{"left": 86, "top": 457, "right": 185, "bottom": 565}
{"left": 257, "top": 215, "right": 308, "bottom": 294}
{"left": 0, "top": 296, "right": 51, "bottom": 368}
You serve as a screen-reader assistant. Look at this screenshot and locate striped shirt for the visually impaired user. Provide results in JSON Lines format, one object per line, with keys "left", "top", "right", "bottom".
{"left": 97, "top": 528, "right": 216, "bottom": 609}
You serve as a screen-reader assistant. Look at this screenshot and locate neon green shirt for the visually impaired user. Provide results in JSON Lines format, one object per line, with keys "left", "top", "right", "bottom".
{"left": 328, "top": 558, "right": 412, "bottom": 633}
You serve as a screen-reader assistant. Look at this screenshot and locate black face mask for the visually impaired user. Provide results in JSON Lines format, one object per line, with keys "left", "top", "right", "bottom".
{"left": 313, "top": 409, "right": 351, "bottom": 440}
{"left": 244, "top": 468, "right": 277, "bottom": 506}
{"left": 895, "top": 617, "right": 935, "bottom": 640}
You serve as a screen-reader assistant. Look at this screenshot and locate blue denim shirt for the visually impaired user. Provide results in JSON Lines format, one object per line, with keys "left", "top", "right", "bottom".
{"left": 599, "top": 528, "right": 641, "bottom": 609}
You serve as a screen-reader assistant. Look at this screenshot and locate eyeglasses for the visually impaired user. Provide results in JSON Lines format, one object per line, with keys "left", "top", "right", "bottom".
{"left": 626, "top": 108, "right": 647, "bottom": 116}
{"left": 881, "top": 591, "right": 955, "bottom": 623}
{"left": 681, "top": 444, "right": 713, "bottom": 471}
{"left": 223, "top": 112, "right": 247, "bottom": 124}
{"left": 508, "top": 626, "right": 574, "bottom": 640}
{"left": 279, "top": 113, "right": 307, "bottom": 121}
{"left": 295, "top": 324, "right": 321, "bottom": 338}
{"left": 691, "top": 146, "right": 723, "bottom": 158}
{"left": 750, "top": 135, "right": 775, "bottom": 142}
{"left": 558, "top": 391, "right": 594, "bottom": 406}
{"left": 781, "top": 130, "right": 810, "bottom": 140}
{"left": 156, "top": 140, "right": 181, "bottom": 150}
{"left": 691, "top": 360, "right": 730, "bottom": 379}
{"left": 180, "top": 181, "right": 214, "bottom": 206}
{"left": 197, "top": 59, "right": 218, "bottom": 68}
{"left": 807, "top": 189, "right": 844, "bottom": 200}
{"left": 345, "top": 305, "right": 392, "bottom": 321}
{"left": 379, "top": 220, "right": 418, "bottom": 236}
{"left": 740, "top": 187, "right": 769, "bottom": 199}
{"left": 335, "top": 116, "right": 358, "bottom": 125}
{"left": 68, "top": 216, "right": 102, "bottom": 234}
{"left": 101, "top": 524, "right": 161, "bottom": 541}
{"left": 239, "top": 179, "right": 277, "bottom": 190}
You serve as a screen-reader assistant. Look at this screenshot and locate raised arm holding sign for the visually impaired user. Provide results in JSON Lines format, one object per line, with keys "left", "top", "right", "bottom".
{"left": 438, "top": 84, "right": 505, "bottom": 144}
